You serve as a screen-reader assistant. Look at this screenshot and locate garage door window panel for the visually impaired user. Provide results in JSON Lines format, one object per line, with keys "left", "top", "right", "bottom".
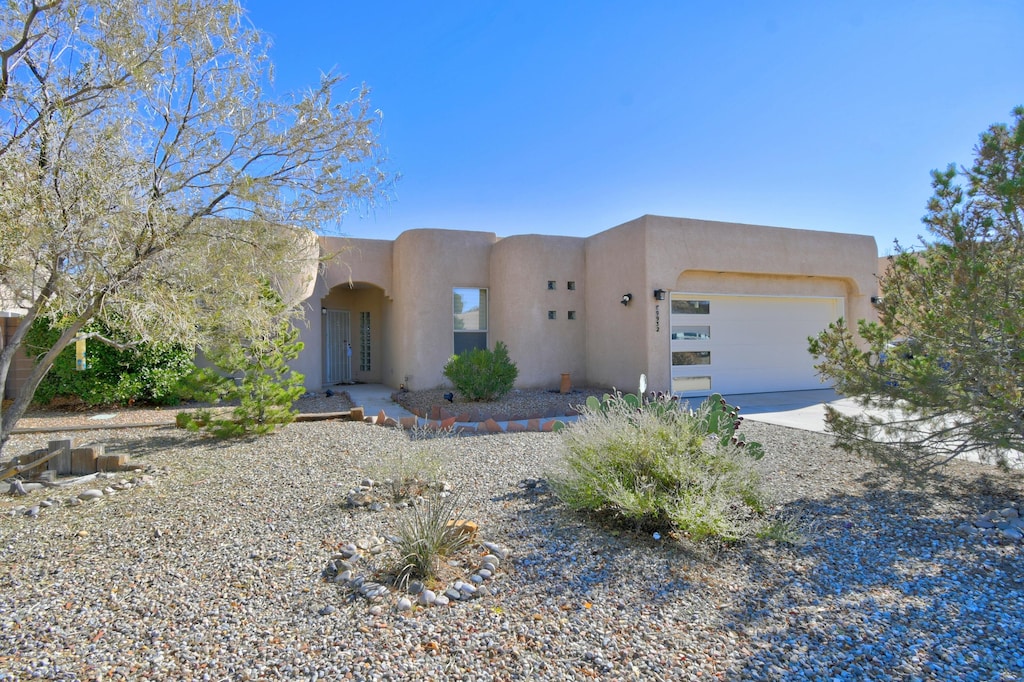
{"left": 671, "top": 299, "right": 710, "bottom": 315}
{"left": 672, "top": 325, "right": 710, "bottom": 340}
{"left": 672, "top": 376, "right": 712, "bottom": 393}
{"left": 673, "top": 351, "right": 711, "bottom": 366}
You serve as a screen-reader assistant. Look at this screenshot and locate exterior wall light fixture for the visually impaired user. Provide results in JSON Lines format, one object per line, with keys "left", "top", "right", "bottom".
{"left": 321, "top": 307, "right": 327, "bottom": 314}
{"left": 653, "top": 288, "right": 666, "bottom": 301}
{"left": 621, "top": 293, "right": 633, "bottom": 306}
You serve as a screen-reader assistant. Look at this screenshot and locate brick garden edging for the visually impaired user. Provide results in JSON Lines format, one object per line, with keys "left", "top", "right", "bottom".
{"left": 369, "top": 409, "right": 571, "bottom": 434}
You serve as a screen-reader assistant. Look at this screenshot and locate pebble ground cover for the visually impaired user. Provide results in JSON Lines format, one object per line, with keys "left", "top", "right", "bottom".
{"left": 1, "top": 417, "right": 1022, "bottom": 680}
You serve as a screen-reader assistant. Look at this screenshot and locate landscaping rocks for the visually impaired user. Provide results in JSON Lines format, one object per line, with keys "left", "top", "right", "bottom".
{"left": 964, "top": 501, "right": 1024, "bottom": 542}
{"left": 2, "top": 420, "right": 1023, "bottom": 680}
{"left": 3, "top": 470, "right": 160, "bottom": 520}
{"left": 322, "top": 528, "right": 511, "bottom": 611}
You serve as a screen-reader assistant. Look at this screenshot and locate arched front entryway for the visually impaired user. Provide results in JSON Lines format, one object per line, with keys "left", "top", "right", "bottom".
{"left": 321, "top": 282, "right": 389, "bottom": 386}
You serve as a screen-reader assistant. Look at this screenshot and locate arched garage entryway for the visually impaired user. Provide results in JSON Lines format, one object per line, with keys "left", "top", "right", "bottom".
{"left": 670, "top": 271, "right": 851, "bottom": 396}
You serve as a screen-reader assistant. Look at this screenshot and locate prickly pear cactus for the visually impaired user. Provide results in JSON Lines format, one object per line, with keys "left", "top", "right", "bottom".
{"left": 585, "top": 391, "right": 642, "bottom": 416}
{"left": 704, "top": 393, "right": 738, "bottom": 438}
{"left": 699, "top": 393, "right": 764, "bottom": 460}
{"left": 569, "top": 377, "right": 763, "bottom": 460}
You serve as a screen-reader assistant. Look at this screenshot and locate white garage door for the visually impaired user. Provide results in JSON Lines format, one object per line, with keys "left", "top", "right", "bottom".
{"left": 670, "top": 293, "right": 843, "bottom": 396}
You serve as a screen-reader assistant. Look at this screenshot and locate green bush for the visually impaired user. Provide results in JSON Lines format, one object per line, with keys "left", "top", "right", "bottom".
{"left": 442, "top": 341, "right": 518, "bottom": 401}
{"left": 24, "top": 316, "right": 195, "bottom": 406}
{"left": 176, "top": 285, "right": 305, "bottom": 438}
{"left": 176, "top": 318, "right": 305, "bottom": 438}
{"left": 548, "top": 387, "right": 768, "bottom": 541}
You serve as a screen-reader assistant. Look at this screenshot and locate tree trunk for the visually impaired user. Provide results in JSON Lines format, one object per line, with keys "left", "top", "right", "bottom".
{"left": 0, "top": 308, "right": 94, "bottom": 458}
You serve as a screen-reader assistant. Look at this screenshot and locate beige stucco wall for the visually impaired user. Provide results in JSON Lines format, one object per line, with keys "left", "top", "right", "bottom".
{"left": 391, "top": 229, "right": 497, "bottom": 390}
{"left": 293, "top": 215, "right": 879, "bottom": 395}
{"left": 273, "top": 229, "right": 320, "bottom": 306}
{"left": 583, "top": 218, "right": 651, "bottom": 391}
{"left": 291, "top": 300, "right": 321, "bottom": 390}
{"left": 585, "top": 215, "right": 878, "bottom": 393}
{"left": 490, "top": 235, "right": 587, "bottom": 388}
{"left": 320, "top": 236, "right": 394, "bottom": 296}
{"left": 877, "top": 255, "right": 893, "bottom": 287}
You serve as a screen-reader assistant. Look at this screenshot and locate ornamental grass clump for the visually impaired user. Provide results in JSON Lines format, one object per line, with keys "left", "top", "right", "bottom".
{"left": 389, "top": 493, "right": 471, "bottom": 590}
{"left": 358, "top": 442, "right": 440, "bottom": 502}
{"left": 549, "top": 384, "right": 768, "bottom": 542}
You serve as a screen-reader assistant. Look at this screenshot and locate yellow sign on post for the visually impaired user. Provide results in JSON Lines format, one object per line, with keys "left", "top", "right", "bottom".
{"left": 75, "top": 334, "right": 87, "bottom": 371}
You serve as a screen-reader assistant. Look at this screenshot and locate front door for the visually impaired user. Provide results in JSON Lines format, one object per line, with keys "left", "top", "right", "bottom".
{"left": 323, "top": 309, "right": 351, "bottom": 385}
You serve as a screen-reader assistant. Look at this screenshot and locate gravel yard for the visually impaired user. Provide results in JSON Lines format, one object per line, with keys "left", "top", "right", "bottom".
{"left": 1, "top": 407, "right": 1023, "bottom": 680}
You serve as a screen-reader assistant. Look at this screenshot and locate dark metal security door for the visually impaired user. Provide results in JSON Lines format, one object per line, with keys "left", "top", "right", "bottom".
{"left": 323, "top": 310, "right": 351, "bottom": 384}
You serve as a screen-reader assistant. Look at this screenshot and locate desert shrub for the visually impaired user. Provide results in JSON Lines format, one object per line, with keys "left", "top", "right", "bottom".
{"left": 756, "top": 515, "right": 807, "bottom": 545}
{"left": 355, "top": 423, "right": 457, "bottom": 501}
{"left": 388, "top": 493, "right": 471, "bottom": 590}
{"left": 363, "top": 444, "right": 442, "bottom": 501}
{"left": 25, "top": 315, "right": 194, "bottom": 406}
{"left": 442, "top": 341, "right": 518, "bottom": 401}
{"left": 549, "top": 385, "right": 768, "bottom": 541}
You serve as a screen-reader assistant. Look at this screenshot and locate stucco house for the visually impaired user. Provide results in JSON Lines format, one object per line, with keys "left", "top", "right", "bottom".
{"left": 292, "top": 214, "right": 878, "bottom": 398}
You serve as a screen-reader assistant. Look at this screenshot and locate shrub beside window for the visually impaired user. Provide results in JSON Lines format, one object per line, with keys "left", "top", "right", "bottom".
{"left": 442, "top": 341, "right": 518, "bottom": 402}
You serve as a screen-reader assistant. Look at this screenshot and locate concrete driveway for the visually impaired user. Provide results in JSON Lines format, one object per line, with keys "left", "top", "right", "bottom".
{"left": 729, "top": 388, "right": 1023, "bottom": 469}
{"left": 720, "top": 388, "right": 856, "bottom": 434}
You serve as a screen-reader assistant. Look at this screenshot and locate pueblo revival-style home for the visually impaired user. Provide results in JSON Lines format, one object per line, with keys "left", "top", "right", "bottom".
{"left": 290, "top": 214, "right": 878, "bottom": 398}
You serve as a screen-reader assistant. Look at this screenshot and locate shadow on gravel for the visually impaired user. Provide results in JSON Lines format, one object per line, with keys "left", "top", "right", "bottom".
{"left": 493, "top": 465, "right": 1023, "bottom": 678}
{"left": 494, "top": 479, "right": 724, "bottom": 604}
{"left": 83, "top": 427, "right": 190, "bottom": 458}
{"left": 721, "top": 466, "right": 1024, "bottom": 679}
{"left": 96, "top": 426, "right": 258, "bottom": 459}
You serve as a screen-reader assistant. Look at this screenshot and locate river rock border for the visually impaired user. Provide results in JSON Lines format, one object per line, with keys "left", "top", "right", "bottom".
{"left": 321, "top": 538, "right": 511, "bottom": 615}
{"left": 5, "top": 470, "right": 161, "bottom": 519}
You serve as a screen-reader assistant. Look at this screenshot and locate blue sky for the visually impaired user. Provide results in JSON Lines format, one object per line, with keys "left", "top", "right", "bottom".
{"left": 243, "top": 0, "right": 1023, "bottom": 254}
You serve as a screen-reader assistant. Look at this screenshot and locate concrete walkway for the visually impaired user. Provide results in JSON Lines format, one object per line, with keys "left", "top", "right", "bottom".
{"left": 341, "top": 383, "right": 417, "bottom": 421}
